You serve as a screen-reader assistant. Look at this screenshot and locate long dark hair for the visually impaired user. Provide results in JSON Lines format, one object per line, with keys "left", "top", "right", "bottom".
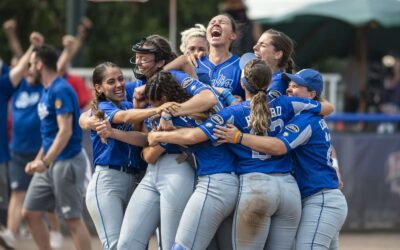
{"left": 144, "top": 71, "right": 191, "bottom": 104}
{"left": 265, "top": 29, "right": 295, "bottom": 73}
{"left": 90, "top": 61, "right": 121, "bottom": 114}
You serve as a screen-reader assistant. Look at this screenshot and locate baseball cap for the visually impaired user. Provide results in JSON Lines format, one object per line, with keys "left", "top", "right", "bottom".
{"left": 283, "top": 69, "right": 323, "bottom": 96}
{"left": 239, "top": 52, "right": 257, "bottom": 70}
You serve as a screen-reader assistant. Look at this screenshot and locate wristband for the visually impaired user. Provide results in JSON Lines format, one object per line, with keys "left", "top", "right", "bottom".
{"left": 238, "top": 132, "right": 244, "bottom": 144}
{"left": 233, "top": 131, "right": 242, "bottom": 144}
{"left": 221, "top": 89, "right": 236, "bottom": 106}
{"left": 161, "top": 115, "right": 172, "bottom": 121}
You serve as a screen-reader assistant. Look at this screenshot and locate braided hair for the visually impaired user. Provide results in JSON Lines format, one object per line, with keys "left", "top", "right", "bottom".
{"left": 144, "top": 70, "right": 191, "bottom": 104}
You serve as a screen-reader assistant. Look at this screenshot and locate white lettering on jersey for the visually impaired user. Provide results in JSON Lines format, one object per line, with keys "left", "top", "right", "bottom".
{"left": 15, "top": 92, "right": 40, "bottom": 109}
{"left": 212, "top": 75, "right": 233, "bottom": 90}
{"left": 270, "top": 106, "right": 282, "bottom": 118}
{"left": 37, "top": 103, "right": 49, "bottom": 120}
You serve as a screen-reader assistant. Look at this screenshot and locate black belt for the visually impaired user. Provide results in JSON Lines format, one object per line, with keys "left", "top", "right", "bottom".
{"left": 108, "top": 165, "right": 142, "bottom": 175}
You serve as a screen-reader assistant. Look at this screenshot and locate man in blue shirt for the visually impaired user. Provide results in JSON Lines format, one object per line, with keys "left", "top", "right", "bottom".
{"left": 22, "top": 44, "right": 92, "bottom": 250}
{"left": 0, "top": 60, "right": 14, "bottom": 249}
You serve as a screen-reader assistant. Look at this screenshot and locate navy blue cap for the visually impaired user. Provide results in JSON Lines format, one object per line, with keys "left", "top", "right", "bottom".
{"left": 283, "top": 69, "right": 323, "bottom": 97}
{"left": 239, "top": 52, "right": 257, "bottom": 70}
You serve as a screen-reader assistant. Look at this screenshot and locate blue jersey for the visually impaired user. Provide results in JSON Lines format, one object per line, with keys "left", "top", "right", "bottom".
{"left": 91, "top": 101, "right": 143, "bottom": 168}
{"left": 37, "top": 76, "right": 82, "bottom": 161}
{"left": 145, "top": 115, "right": 182, "bottom": 154}
{"left": 276, "top": 113, "right": 339, "bottom": 199}
{"left": 267, "top": 70, "right": 289, "bottom": 100}
{"left": 199, "top": 96, "right": 322, "bottom": 174}
{"left": 171, "top": 115, "right": 235, "bottom": 176}
{"left": 11, "top": 79, "right": 43, "bottom": 154}
{"left": 197, "top": 55, "right": 243, "bottom": 98}
{"left": 125, "top": 80, "right": 144, "bottom": 103}
{"left": 169, "top": 69, "right": 225, "bottom": 113}
{"left": 0, "top": 73, "right": 14, "bottom": 163}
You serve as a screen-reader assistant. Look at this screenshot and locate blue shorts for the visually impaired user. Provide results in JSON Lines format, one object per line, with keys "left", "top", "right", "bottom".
{"left": 9, "top": 151, "right": 35, "bottom": 191}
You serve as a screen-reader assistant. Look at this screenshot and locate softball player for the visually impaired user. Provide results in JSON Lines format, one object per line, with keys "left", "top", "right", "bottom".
{"left": 85, "top": 62, "right": 170, "bottom": 250}
{"left": 213, "top": 68, "right": 344, "bottom": 250}
{"left": 146, "top": 84, "right": 238, "bottom": 250}
{"left": 118, "top": 69, "right": 226, "bottom": 250}
{"left": 206, "top": 59, "right": 334, "bottom": 250}
{"left": 282, "top": 69, "right": 348, "bottom": 249}
{"left": 196, "top": 14, "right": 243, "bottom": 99}
{"left": 252, "top": 29, "right": 295, "bottom": 99}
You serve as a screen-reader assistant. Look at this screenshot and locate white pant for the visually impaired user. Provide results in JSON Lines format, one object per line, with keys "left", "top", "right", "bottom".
{"left": 233, "top": 173, "right": 302, "bottom": 250}
{"left": 174, "top": 173, "right": 239, "bottom": 250}
{"left": 295, "top": 189, "right": 348, "bottom": 250}
{"left": 118, "top": 154, "right": 195, "bottom": 250}
{"left": 85, "top": 166, "right": 139, "bottom": 250}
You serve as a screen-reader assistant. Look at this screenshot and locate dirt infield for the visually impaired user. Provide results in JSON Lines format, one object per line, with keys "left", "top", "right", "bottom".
{"left": 10, "top": 232, "right": 400, "bottom": 250}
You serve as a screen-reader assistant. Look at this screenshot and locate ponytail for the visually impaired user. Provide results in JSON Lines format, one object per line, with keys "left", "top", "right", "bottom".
{"left": 250, "top": 91, "right": 271, "bottom": 135}
{"left": 285, "top": 57, "right": 296, "bottom": 73}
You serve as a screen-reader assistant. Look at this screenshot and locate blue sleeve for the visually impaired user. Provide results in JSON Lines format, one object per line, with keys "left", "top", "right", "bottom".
{"left": 198, "top": 107, "right": 234, "bottom": 143}
{"left": 0, "top": 74, "right": 16, "bottom": 98}
{"left": 276, "top": 114, "right": 313, "bottom": 152}
{"left": 1, "top": 63, "right": 10, "bottom": 76}
{"left": 98, "top": 101, "right": 132, "bottom": 123}
{"left": 169, "top": 69, "right": 211, "bottom": 95}
{"left": 279, "top": 96, "right": 322, "bottom": 115}
{"left": 52, "top": 85, "right": 75, "bottom": 115}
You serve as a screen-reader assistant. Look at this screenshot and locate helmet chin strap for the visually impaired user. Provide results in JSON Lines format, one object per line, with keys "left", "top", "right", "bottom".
{"left": 132, "top": 63, "right": 162, "bottom": 83}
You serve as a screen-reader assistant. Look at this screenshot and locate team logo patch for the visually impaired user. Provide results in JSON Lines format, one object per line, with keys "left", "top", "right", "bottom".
{"left": 182, "top": 77, "right": 193, "bottom": 89}
{"left": 268, "top": 90, "right": 282, "bottom": 99}
{"left": 55, "top": 99, "right": 62, "bottom": 109}
{"left": 210, "top": 114, "right": 224, "bottom": 125}
{"left": 285, "top": 124, "right": 300, "bottom": 133}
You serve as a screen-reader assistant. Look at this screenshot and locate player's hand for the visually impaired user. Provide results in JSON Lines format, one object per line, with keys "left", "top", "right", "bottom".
{"left": 3, "top": 19, "right": 17, "bottom": 33}
{"left": 213, "top": 124, "right": 240, "bottom": 143}
{"left": 25, "top": 160, "right": 47, "bottom": 174}
{"left": 30, "top": 32, "right": 44, "bottom": 47}
{"left": 158, "top": 102, "right": 180, "bottom": 114}
{"left": 147, "top": 131, "right": 160, "bottom": 146}
{"left": 77, "top": 17, "right": 92, "bottom": 38}
{"left": 158, "top": 118, "right": 176, "bottom": 131}
{"left": 187, "top": 51, "right": 207, "bottom": 68}
{"left": 62, "top": 35, "right": 77, "bottom": 50}
{"left": 232, "top": 95, "right": 243, "bottom": 104}
{"left": 133, "top": 85, "right": 148, "bottom": 109}
{"left": 96, "top": 120, "right": 112, "bottom": 144}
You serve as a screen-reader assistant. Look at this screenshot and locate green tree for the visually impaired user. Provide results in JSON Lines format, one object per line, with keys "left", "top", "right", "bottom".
{"left": 0, "top": 0, "right": 220, "bottom": 68}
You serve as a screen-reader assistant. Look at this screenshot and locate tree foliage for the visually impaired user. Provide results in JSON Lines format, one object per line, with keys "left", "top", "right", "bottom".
{"left": 0, "top": 0, "right": 220, "bottom": 67}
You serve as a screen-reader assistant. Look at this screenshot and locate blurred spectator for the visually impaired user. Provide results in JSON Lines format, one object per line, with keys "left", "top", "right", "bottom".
{"left": 220, "top": 0, "right": 262, "bottom": 56}
{"left": 58, "top": 17, "right": 93, "bottom": 110}
{"left": 3, "top": 19, "right": 23, "bottom": 67}
{"left": 381, "top": 57, "right": 400, "bottom": 113}
{"left": 377, "top": 56, "right": 400, "bottom": 133}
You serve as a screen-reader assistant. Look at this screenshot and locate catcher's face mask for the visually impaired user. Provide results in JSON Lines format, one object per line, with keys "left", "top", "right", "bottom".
{"left": 130, "top": 38, "right": 163, "bottom": 81}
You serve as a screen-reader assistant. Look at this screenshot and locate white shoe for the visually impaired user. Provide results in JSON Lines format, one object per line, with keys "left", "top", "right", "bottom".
{"left": 50, "top": 231, "right": 63, "bottom": 249}
{"left": 0, "top": 227, "right": 16, "bottom": 250}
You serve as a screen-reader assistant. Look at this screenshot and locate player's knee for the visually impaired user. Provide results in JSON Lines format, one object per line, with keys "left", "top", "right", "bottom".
{"left": 171, "top": 243, "right": 186, "bottom": 250}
